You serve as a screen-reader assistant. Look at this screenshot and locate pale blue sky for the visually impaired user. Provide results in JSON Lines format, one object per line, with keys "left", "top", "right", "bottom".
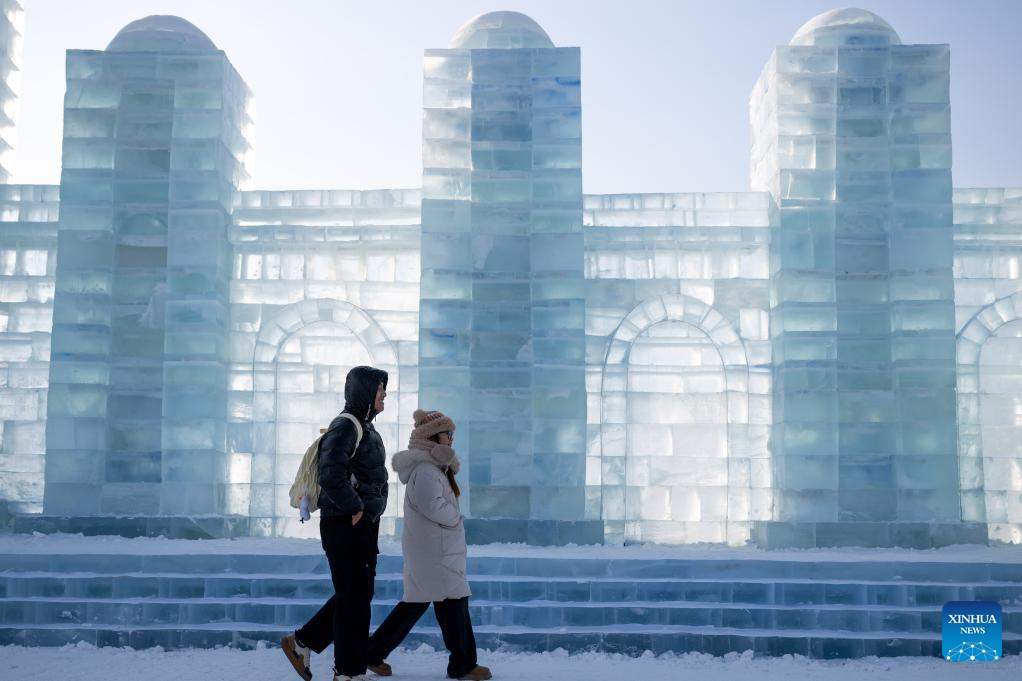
{"left": 14, "top": 0, "right": 1022, "bottom": 193}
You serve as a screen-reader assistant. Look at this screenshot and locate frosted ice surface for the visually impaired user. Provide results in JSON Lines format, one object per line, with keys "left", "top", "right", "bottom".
{"left": 0, "top": 9, "right": 1014, "bottom": 547}
{"left": 790, "top": 8, "right": 901, "bottom": 47}
{"left": 450, "top": 11, "right": 554, "bottom": 49}
{"left": 107, "top": 15, "right": 217, "bottom": 52}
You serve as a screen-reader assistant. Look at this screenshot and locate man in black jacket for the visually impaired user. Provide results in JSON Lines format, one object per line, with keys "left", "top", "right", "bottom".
{"left": 283, "top": 365, "right": 390, "bottom": 681}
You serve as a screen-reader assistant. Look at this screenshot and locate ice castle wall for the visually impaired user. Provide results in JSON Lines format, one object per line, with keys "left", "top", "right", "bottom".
{"left": 0, "top": 184, "right": 1018, "bottom": 542}
{"left": 583, "top": 192, "right": 776, "bottom": 544}
{"left": 953, "top": 188, "right": 1022, "bottom": 543}
{"left": 0, "top": 10, "right": 1016, "bottom": 546}
{"left": 0, "top": 184, "right": 57, "bottom": 513}
{"left": 228, "top": 189, "right": 421, "bottom": 538}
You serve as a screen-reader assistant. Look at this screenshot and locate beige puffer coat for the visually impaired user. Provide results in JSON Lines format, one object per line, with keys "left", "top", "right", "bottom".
{"left": 392, "top": 444, "right": 471, "bottom": 603}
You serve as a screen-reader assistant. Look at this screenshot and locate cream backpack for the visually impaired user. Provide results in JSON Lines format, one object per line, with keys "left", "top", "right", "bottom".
{"left": 289, "top": 413, "right": 363, "bottom": 520}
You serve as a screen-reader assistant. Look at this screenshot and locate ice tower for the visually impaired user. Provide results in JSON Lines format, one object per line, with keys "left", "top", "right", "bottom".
{"left": 0, "top": 0, "right": 23, "bottom": 182}
{"left": 419, "top": 12, "right": 596, "bottom": 542}
{"left": 750, "top": 9, "right": 979, "bottom": 546}
{"left": 43, "top": 16, "right": 253, "bottom": 519}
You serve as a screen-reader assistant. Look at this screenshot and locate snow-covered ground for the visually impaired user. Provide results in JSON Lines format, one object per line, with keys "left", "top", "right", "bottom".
{"left": 1, "top": 642, "right": 1017, "bottom": 681}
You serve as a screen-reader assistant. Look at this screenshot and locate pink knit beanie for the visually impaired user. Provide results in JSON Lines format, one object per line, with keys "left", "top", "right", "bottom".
{"left": 411, "top": 409, "right": 456, "bottom": 441}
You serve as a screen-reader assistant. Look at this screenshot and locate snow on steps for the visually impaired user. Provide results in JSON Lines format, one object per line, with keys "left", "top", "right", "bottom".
{"left": 0, "top": 535, "right": 1020, "bottom": 658}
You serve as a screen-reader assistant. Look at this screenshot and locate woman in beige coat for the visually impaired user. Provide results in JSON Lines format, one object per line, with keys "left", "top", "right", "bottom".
{"left": 366, "top": 410, "right": 491, "bottom": 681}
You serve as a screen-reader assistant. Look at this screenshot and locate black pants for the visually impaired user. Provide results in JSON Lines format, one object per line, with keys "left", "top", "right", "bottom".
{"left": 295, "top": 515, "right": 379, "bottom": 677}
{"left": 368, "top": 597, "right": 478, "bottom": 678}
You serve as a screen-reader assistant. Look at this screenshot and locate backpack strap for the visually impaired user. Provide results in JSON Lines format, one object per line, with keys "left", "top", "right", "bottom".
{"left": 337, "top": 412, "right": 364, "bottom": 459}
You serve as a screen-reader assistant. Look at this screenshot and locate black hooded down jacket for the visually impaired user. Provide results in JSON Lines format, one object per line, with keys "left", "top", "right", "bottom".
{"left": 317, "top": 365, "right": 390, "bottom": 522}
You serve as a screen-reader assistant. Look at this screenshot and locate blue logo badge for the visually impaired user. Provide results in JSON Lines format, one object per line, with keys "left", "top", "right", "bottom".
{"left": 942, "top": 601, "right": 1002, "bottom": 661}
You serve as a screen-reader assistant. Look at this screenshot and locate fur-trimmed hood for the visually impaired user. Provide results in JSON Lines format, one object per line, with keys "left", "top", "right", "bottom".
{"left": 391, "top": 445, "right": 459, "bottom": 484}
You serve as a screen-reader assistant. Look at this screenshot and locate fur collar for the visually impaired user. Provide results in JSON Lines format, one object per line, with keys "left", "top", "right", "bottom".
{"left": 391, "top": 445, "right": 460, "bottom": 483}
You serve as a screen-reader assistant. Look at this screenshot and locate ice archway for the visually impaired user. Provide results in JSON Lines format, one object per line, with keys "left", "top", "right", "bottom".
{"left": 598, "top": 294, "right": 753, "bottom": 544}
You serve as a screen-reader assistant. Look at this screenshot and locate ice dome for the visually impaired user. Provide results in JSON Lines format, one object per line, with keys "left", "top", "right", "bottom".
{"left": 107, "top": 15, "right": 218, "bottom": 52}
{"left": 790, "top": 8, "right": 901, "bottom": 47}
{"left": 450, "top": 11, "right": 554, "bottom": 49}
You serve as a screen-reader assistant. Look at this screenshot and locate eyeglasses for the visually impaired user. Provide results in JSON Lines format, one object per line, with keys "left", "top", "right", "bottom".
{"left": 441, "top": 431, "right": 454, "bottom": 443}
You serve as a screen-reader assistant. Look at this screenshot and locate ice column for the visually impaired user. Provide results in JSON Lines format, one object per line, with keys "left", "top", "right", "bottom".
{"left": 420, "top": 12, "right": 587, "bottom": 536}
{"left": 751, "top": 9, "right": 959, "bottom": 528}
{"left": 0, "top": 0, "right": 22, "bottom": 183}
{"left": 44, "top": 16, "right": 253, "bottom": 515}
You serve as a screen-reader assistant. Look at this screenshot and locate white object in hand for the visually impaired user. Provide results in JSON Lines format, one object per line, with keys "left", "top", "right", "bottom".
{"left": 299, "top": 495, "right": 311, "bottom": 522}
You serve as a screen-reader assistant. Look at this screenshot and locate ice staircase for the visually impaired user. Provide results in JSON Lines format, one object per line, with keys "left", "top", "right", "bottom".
{"left": 1, "top": 539, "right": 1020, "bottom": 659}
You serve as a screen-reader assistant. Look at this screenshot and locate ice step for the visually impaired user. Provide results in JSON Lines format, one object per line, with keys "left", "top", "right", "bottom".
{"left": 2, "top": 543, "right": 1020, "bottom": 658}
{"left": 4, "top": 572, "right": 1022, "bottom": 607}
{"left": 2, "top": 553, "right": 1020, "bottom": 583}
{"left": 3, "top": 596, "right": 1022, "bottom": 633}
{"left": 2, "top": 622, "right": 1019, "bottom": 658}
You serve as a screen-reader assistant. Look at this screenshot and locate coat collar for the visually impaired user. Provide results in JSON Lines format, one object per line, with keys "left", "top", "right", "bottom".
{"left": 392, "top": 445, "right": 460, "bottom": 483}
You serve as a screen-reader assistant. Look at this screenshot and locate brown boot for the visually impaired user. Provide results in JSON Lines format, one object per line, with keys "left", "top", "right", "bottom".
{"left": 281, "top": 633, "right": 313, "bottom": 681}
{"left": 450, "top": 666, "right": 492, "bottom": 680}
{"left": 368, "top": 660, "right": 393, "bottom": 677}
